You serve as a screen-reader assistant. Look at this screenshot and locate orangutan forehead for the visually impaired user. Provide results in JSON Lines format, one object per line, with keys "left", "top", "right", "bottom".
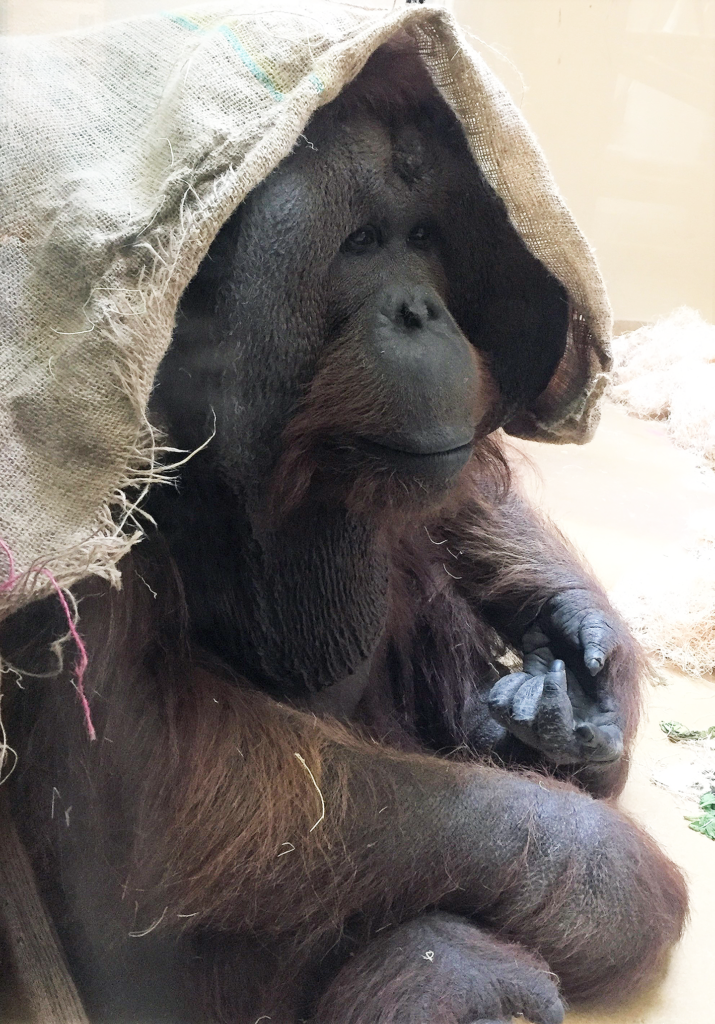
{"left": 391, "top": 122, "right": 428, "bottom": 185}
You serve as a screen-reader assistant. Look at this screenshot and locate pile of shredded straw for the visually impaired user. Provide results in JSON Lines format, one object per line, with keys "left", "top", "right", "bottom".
{"left": 611, "top": 307, "right": 715, "bottom": 463}
{"left": 609, "top": 308, "right": 715, "bottom": 677}
{"left": 611, "top": 523, "right": 715, "bottom": 677}
{"left": 606, "top": 307, "right": 712, "bottom": 675}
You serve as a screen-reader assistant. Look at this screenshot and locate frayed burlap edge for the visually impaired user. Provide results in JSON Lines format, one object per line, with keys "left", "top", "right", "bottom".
{"left": 0, "top": 3, "right": 611, "bottom": 621}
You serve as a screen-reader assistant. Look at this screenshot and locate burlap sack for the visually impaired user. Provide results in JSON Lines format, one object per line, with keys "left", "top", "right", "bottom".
{"left": 0, "top": 0, "right": 612, "bottom": 619}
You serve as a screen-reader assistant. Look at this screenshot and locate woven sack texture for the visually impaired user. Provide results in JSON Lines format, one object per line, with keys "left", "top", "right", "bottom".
{"left": 0, "top": 0, "right": 612, "bottom": 619}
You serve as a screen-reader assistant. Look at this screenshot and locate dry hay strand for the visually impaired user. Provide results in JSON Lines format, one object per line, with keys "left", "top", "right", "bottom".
{"left": 611, "top": 307, "right": 715, "bottom": 463}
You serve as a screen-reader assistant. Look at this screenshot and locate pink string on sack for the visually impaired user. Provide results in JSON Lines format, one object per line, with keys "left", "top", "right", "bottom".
{"left": 0, "top": 537, "right": 96, "bottom": 741}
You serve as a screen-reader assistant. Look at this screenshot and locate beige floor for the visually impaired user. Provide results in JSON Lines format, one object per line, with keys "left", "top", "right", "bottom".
{"left": 509, "top": 402, "right": 715, "bottom": 1024}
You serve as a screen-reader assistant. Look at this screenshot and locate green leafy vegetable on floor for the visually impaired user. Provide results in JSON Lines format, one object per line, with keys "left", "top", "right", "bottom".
{"left": 660, "top": 720, "right": 715, "bottom": 742}
{"left": 658, "top": 721, "right": 715, "bottom": 840}
{"left": 686, "top": 791, "right": 715, "bottom": 841}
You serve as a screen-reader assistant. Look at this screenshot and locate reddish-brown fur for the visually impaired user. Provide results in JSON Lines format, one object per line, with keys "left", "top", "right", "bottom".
{"left": 0, "top": 39, "right": 687, "bottom": 1024}
{"left": 1, "top": 466, "right": 686, "bottom": 1021}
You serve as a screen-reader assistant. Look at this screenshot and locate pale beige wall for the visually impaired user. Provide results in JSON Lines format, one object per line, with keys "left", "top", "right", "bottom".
{"left": 3, "top": 0, "right": 714, "bottom": 322}
{"left": 453, "top": 0, "right": 715, "bottom": 323}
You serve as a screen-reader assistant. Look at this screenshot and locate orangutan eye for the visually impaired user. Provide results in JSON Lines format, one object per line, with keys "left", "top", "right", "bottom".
{"left": 408, "top": 224, "right": 431, "bottom": 247}
{"left": 342, "top": 226, "right": 380, "bottom": 253}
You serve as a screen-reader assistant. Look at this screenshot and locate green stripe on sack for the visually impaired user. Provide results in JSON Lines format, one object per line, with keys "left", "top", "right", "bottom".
{"left": 164, "top": 14, "right": 202, "bottom": 32}
{"left": 217, "top": 25, "right": 283, "bottom": 101}
{"left": 163, "top": 13, "right": 322, "bottom": 100}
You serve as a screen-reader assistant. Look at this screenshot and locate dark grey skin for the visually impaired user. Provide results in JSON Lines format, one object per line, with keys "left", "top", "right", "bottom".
{"left": 2, "top": 42, "right": 686, "bottom": 1024}
{"left": 157, "top": 62, "right": 620, "bottom": 769}
{"left": 489, "top": 620, "right": 623, "bottom": 766}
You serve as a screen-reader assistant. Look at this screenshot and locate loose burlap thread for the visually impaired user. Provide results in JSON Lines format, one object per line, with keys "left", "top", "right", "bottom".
{"left": 0, "top": 0, "right": 612, "bottom": 619}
